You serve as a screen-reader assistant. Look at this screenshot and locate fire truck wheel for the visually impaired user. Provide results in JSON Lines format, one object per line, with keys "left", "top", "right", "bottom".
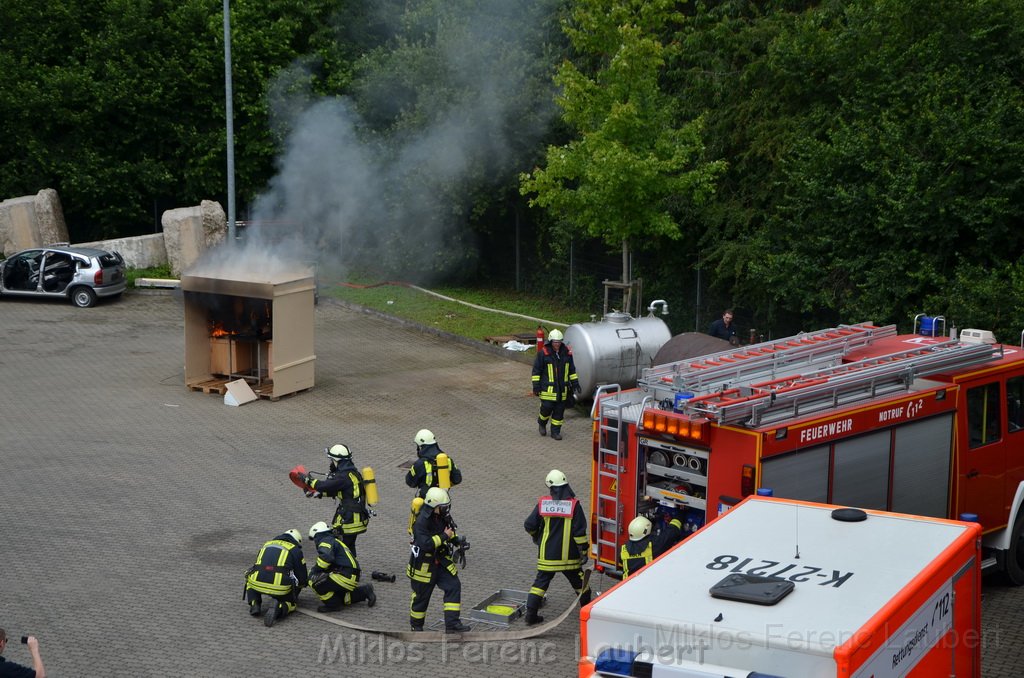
{"left": 1007, "top": 516, "right": 1024, "bottom": 586}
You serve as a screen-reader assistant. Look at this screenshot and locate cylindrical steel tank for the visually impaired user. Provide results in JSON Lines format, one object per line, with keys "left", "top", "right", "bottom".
{"left": 565, "top": 311, "right": 671, "bottom": 398}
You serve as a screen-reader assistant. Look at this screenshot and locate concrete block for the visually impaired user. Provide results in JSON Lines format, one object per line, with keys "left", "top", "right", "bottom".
{"left": 78, "top": 233, "right": 168, "bottom": 270}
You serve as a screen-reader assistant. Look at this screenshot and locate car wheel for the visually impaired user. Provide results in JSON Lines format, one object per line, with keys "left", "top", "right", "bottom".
{"left": 71, "top": 286, "right": 97, "bottom": 308}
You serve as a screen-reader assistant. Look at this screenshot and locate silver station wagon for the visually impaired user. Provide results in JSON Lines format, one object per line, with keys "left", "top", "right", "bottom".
{"left": 0, "top": 244, "right": 127, "bottom": 307}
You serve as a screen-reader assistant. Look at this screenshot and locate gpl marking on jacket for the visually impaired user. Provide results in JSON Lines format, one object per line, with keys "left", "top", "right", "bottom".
{"left": 706, "top": 554, "right": 854, "bottom": 588}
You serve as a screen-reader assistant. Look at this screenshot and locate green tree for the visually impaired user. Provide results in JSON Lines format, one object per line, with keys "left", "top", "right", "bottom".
{"left": 520, "top": 0, "right": 725, "bottom": 289}
{"left": 0, "top": 0, "right": 359, "bottom": 241}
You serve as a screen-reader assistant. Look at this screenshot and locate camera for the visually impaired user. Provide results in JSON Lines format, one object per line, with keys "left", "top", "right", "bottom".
{"left": 371, "top": 571, "right": 396, "bottom": 583}
{"left": 21, "top": 636, "right": 28, "bottom": 644}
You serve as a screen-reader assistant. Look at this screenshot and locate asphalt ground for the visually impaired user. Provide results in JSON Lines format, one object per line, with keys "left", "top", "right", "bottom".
{"left": 1, "top": 291, "right": 1023, "bottom": 677}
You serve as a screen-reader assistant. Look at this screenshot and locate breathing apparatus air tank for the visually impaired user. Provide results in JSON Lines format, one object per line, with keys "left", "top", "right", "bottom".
{"left": 564, "top": 300, "right": 671, "bottom": 398}
{"left": 362, "top": 467, "right": 378, "bottom": 506}
{"left": 408, "top": 496, "right": 425, "bottom": 534}
{"left": 436, "top": 453, "right": 451, "bottom": 489}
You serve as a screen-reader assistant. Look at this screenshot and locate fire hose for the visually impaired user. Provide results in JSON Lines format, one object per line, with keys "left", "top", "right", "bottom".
{"left": 296, "top": 569, "right": 590, "bottom": 642}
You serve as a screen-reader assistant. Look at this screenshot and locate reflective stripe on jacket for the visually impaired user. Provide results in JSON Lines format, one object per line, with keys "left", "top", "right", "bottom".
{"left": 531, "top": 342, "right": 579, "bottom": 401}
{"left": 525, "top": 496, "right": 589, "bottom": 571}
{"left": 246, "top": 538, "right": 306, "bottom": 595}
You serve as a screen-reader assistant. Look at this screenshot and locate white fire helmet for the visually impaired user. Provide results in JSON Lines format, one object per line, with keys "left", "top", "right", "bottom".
{"left": 424, "top": 487, "right": 451, "bottom": 508}
{"left": 308, "top": 521, "right": 331, "bottom": 540}
{"left": 414, "top": 429, "right": 436, "bottom": 446}
{"left": 548, "top": 329, "right": 564, "bottom": 342}
{"left": 327, "top": 444, "right": 351, "bottom": 461}
{"left": 545, "top": 469, "right": 568, "bottom": 487}
{"left": 284, "top": 529, "right": 302, "bottom": 544}
{"left": 628, "top": 516, "right": 652, "bottom": 541}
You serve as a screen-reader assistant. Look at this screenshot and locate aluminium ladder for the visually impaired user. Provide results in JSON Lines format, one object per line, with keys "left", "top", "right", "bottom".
{"left": 682, "top": 339, "right": 1002, "bottom": 427}
{"left": 591, "top": 384, "right": 633, "bottom": 572}
{"left": 641, "top": 323, "right": 897, "bottom": 395}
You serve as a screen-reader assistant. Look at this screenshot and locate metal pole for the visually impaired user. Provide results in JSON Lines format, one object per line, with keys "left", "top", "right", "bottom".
{"left": 223, "top": 0, "right": 237, "bottom": 242}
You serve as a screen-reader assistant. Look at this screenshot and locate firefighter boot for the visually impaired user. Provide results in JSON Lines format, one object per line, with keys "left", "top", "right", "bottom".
{"left": 263, "top": 604, "right": 278, "bottom": 628}
{"left": 538, "top": 420, "right": 547, "bottom": 437}
{"left": 247, "top": 592, "right": 262, "bottom": 617}
{"left": 550, "top": 426, "right": 562, "bottom": 441}
{"left": 579, "top": 590, "right": 592, "bottom": 607}
{"left": 360, "top": 583, "right": 377, "bottom": 607}
{"left": 525, "top": 605, "right": 544, "bottom": 626}
{"left": 446, "top": 619, "right": 472, "bottom": 633}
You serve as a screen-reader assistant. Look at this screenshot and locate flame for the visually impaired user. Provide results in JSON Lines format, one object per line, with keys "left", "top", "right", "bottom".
{"left": 210, "top": 322, "right": 237, "bottom": 338}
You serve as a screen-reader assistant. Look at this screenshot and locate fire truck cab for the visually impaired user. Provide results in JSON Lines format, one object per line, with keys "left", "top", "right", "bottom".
{"left": 590, "top": 321, "right": 1024, "bottom": 582}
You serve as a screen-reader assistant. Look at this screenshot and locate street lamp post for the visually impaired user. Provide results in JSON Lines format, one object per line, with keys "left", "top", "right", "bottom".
{"left": 223, "top": 0, "right": 237, "bottom": 242}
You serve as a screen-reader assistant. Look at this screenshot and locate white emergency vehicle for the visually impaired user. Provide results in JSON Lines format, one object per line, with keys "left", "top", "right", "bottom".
{"left": 580, "top": 496, "right": 982, "bottom": 678}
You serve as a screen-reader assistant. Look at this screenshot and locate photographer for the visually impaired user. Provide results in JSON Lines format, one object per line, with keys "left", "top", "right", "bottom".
{"left": 0, "top": 628, "right": 45, "bottom": 678}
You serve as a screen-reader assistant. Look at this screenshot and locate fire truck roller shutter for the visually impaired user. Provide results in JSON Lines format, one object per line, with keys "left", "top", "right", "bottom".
{"left": 760, "top": 414, "right": 953, "bottom": 517}
{"left": 760, "top": 446, "right": 830, "bottom": 504}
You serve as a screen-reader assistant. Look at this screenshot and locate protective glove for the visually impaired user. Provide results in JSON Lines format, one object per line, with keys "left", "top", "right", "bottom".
{"left": 573, "top": 382, "right": 582, "bottom": 395}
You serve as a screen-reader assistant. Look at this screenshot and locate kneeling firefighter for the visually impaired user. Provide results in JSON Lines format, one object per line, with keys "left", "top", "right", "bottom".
{"left": 407, "top": 487, "right": 471, "bottom": 632}
{"left": 523, "top": 469, "right": 591, "bottom": 625}
{"left": 307, "top": 521, "right": 376, "bottom": 613}
{"left": 296, "top": 444, "right": 375, "bottom": 556}
{"left": 244, "top": 528, "right": 308, "bottom": 627}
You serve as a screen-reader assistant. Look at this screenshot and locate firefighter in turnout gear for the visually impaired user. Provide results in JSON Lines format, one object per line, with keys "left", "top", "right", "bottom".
{"left": 523, "top": 470, "right": 591, "bottom": 625}
{"left": 296, "top": 444, "right": 370, "bottom": 555}
{"left": 307, "top": 521, "right": 376, "bottom": 613}
{"left": 407, "top": 487, "right": 471, "bottom": 633}
{"left": 620, "top": 513, "right": 683, "bottom": 579}
{"left": 531, "top": 329, "right": 580, "bottom": 440}
{"left": 244, "top": 529, "right": 308, "bottom": 627}
{"left": 405, "top": 429, "right": 463, "bottom": 499}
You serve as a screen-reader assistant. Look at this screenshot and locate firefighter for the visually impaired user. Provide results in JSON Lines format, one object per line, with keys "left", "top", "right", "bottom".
{"left": 244, "top": 528, "right": 308, "bottom": 628}
{"left": 405, "top": 429, "right": 463, "bottom": 499}
{"left": 523, "top": 469, "right": 591, "bottom": 625}
{"left": 531, "top": 329, "right": 581, "bottom": 440}
{"left": 307, "top": 521, "right": 376, "bottom": 613}
{"left": 296, "top": 444, "right": 370, "bottom": 555}
{"left": 407, "top": 487, "right": 471, "bottom": 632}
{"left": 620, "top": 512, "right": 683, "bottom": 579}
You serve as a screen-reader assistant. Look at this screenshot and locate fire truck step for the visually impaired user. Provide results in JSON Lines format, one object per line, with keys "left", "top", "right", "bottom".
{"left": 980, "top": 557, "right": 998, "bottom": 572}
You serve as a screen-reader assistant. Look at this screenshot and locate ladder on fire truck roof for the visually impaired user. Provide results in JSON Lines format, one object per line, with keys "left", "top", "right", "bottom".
{"left": 681, "top": 338, "right": 1002, "bottom": 427}
{"left": 642, "top": 322, "right": 898, "bottom": 395}
{"left": 591, "top": 384, "right": 630, "bottom": 572}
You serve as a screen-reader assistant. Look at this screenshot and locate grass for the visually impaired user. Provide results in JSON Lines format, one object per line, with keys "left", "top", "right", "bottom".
{"left": 325, "top": 281, "right": 594, "bottom": 342}
{"left": 125, "top": 264, "right": 173, "bottom": 288}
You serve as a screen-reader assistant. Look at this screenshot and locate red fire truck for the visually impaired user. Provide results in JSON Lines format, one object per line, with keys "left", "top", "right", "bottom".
{"left": 589, "top": 320, "right": 1024, "bottom": 582}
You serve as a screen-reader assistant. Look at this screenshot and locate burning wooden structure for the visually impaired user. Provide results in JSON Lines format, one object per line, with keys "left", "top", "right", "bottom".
{"left": 182, "top": 268, "right": 315, "bottom": 399}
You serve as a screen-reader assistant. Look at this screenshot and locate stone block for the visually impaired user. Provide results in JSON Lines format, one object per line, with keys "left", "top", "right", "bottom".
{"left": 0, "top": 189, "right": 69, "bottom": 257}
{"left": 162, "top": 201, "right": 226, "bottom": 276}
{"left": 34, "top": 188, "right": 68, "bottom": 247}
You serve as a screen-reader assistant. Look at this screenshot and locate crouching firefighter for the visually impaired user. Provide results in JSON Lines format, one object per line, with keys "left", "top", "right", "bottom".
{"left": 620, "top": 512, "right": 683, "bottom": 579}
{"left": 296, "top": 444, "right": 372, "bottom": 555}
{"left": 523, "top": 469, "right": 591, "bottom": 625}
{"left": 407, "top": 487, "right": 471, "bottom": 633}
{"left": 307, "top": 521, "right": 376, "bottom": 613}
{"left": 244, "top": 529, "right": 308, "bottom": 627}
